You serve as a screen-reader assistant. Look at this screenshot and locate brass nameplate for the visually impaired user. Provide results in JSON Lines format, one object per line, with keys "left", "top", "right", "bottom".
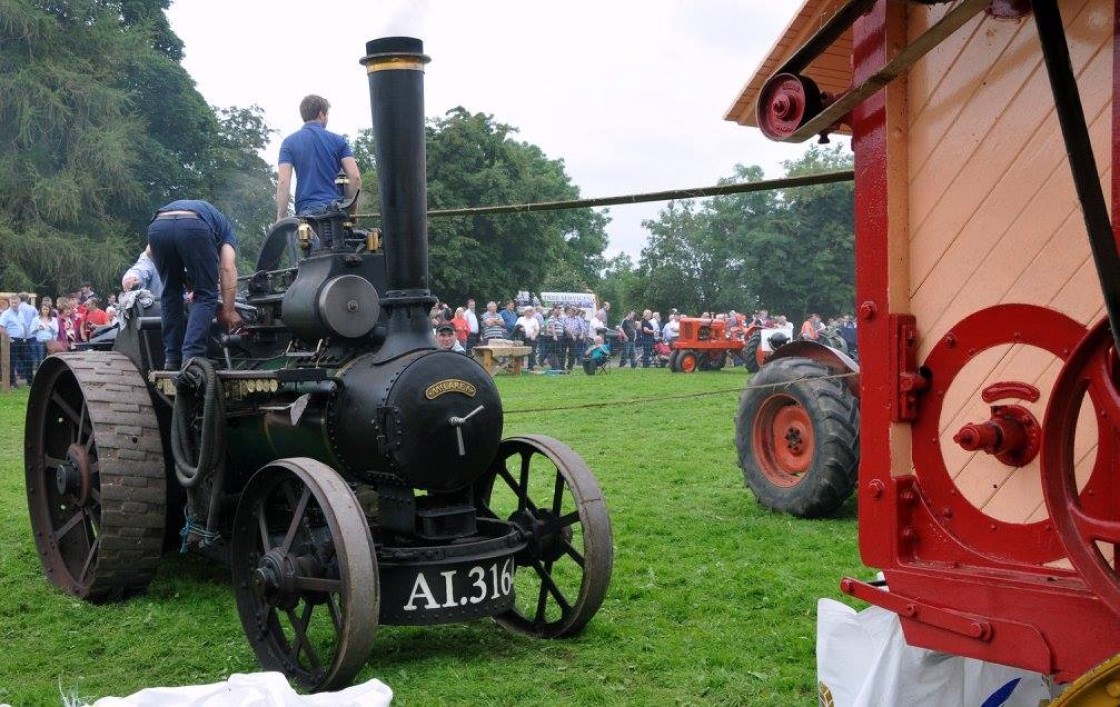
{"left": 425, "top": 379, "right": 477, "bottom": 399}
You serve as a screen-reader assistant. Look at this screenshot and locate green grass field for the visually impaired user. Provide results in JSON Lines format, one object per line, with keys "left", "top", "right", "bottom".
{"left": 0, "top": 366, "right": 869, "bottom": 705}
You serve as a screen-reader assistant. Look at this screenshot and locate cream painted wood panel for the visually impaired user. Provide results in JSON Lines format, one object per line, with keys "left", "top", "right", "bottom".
{"left": 905, "top": 0, "right": 1110, "bottom": 531}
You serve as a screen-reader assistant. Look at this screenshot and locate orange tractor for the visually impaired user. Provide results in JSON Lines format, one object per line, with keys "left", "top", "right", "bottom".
{"left": 668, "top": 317, "right": 766, "bottom": 372}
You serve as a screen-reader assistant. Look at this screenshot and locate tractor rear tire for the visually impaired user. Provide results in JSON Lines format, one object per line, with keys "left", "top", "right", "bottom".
{"left": 743, "top": 332, "right": 762, "bottom": 373}
{"left": 735, "top": 357, "right": 858, "bottom": 518}
{"left": 707, "top": 351, "right": 726, "bottom": 370}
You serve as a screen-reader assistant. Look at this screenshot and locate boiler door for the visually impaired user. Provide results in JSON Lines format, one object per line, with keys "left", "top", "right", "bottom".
{"left": 331, "top": 350, "right": 503, "bottom": 491}
{"left": 383, "top": 350, "right": 504, "bottom": 491}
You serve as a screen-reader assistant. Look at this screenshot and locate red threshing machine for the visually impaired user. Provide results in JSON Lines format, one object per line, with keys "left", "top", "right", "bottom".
{"left": 729, "top": 0, "right": 1120, "bottom": 697}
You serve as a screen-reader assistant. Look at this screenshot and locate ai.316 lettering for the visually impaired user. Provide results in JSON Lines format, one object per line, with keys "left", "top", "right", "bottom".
{"left": 403, "top": 558, "right": 514, "bottom": 612}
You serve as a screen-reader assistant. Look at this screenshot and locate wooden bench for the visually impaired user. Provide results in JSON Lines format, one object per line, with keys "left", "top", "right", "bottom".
{"left": 472, "top": 345, "right": 532, "bottom": 376}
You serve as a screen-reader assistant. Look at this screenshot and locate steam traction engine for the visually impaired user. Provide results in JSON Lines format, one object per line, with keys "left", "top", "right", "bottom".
{"left": 730, "top": 0, "right": 1120, "bottom": 696}
{"left": 24, "top": 37, "right": 613, "bottom": 692}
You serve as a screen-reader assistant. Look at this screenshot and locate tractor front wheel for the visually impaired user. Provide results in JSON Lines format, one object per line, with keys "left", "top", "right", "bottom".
{"left": 735, "top": 357, "right": 858, "bottom": 518}
{"left": 678, "top": 351, "right": 698, "bottom": 373}
{"left": 743, "top": 332, "right": 763, "bottom": 373}
{"left": 668, "top": 350, "right": 681, "bottom": 372}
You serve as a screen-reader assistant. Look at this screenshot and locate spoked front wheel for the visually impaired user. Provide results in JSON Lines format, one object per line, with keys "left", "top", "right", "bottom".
{"left": 232, "top": 457, "right": 378, "bottom": 692}
{"left": 476, "top": 435, "right": 613, "bottom": 638}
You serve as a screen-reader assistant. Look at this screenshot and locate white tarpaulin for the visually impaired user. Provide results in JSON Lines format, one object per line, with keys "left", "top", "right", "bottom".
{"left": 84, "top": 672, "right": 392, "bottom": 707}
{"left": 817, "top": 598, "right": 1052, "bottom": 707}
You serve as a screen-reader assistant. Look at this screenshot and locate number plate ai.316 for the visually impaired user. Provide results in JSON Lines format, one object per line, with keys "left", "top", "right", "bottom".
{"left": 403, "top": 558, "right": 515, "bottom": 612}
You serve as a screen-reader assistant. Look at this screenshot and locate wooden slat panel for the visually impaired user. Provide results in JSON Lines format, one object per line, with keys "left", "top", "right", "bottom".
{"left": 905, "top": 0, "right": 1111, "bottom": 527}
{"left": 910, "top": 3, "right": 1111, "bottom": 349}
{"left": 906, "top": 4, "right": 992, "bottom": 121}
{"left": 909, "top": 1, "right": 1107, "bottom": 298}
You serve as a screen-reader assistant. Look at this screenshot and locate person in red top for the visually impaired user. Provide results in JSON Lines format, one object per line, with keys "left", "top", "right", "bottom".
{"left": 452, "top": 307, "right": 471, "bottom": 346}
{"left": 800, "top": 313, "right": 821, "bottom": 341}
{"left": 81, "top": 297, "right": 110, "bottom": 341}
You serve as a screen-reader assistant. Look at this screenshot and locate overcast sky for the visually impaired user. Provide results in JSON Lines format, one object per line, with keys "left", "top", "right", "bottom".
{"left": 166, "top": 1, "right": 828, "bottom": 258}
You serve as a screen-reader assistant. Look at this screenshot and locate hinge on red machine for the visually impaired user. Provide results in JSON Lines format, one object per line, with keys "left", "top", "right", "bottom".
{"left": 890, "top": 314, "right": 928, "bottom": 422}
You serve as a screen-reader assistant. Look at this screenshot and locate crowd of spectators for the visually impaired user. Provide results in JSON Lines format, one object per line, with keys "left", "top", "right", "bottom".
{"left": 0, "top": 284, "right": 120, "bottom": 387}
{"left": 427, "top": 297, "right": 859, "bottom": 372}
{"left": 2, "top": 280, "right": 858, "bottom": 388}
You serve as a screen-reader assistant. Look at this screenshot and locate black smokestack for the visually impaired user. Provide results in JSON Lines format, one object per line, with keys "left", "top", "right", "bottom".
{"left": 360, "top": 36, "right": 430, "bottom": 297}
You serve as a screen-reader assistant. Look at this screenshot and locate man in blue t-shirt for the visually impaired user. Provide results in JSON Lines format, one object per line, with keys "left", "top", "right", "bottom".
{"left": 146, "top": 199, "right": 242, "bottom": 369}
{"left": 275, "top": 95, "right": 361, "bottom": 220}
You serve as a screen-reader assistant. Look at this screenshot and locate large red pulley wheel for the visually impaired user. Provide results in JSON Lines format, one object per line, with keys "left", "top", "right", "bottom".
{"left": 756, "top": 72, "right": 823, "bottom": 141}
{"left": 911, "top": 304, "right": 1101, "bottom": 564}
{"left": 1042, "top": 319, "right": 1120, "bottom": 615}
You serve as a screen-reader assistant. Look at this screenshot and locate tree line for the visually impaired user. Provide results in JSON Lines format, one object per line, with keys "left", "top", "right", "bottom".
{"left": 597, "top": 145, "right": 854, "bottom": 321}
{"left": 1, "top": 0, "right": 853, "bottom": 321}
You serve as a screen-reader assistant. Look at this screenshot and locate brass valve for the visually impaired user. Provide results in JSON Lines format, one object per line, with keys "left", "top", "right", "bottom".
{"left": 296, "top": 222, "right": 313, "bottom": 251}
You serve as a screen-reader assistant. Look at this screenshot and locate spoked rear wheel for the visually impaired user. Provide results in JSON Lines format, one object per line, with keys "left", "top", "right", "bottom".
{"left": 25, "top": 352, "right": 166, "bottom": 601}
{"left": 476, "top": 435, "right": 613, "bottom": 638}
{"left": 232, "top": 458, "right": 377, "bottom": 692}
{"left": 1042, "top": 320, "right": 1120, "bottom": 615}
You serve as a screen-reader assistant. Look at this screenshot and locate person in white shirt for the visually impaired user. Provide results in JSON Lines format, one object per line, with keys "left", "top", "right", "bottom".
{"left": 515, "top": 307, "right": 541, "bottom": 370}
{"left": 662, "top": 313, "right": 681, "bottom": 346}
{"left": 464, "top": 298, "right": 480, "bottom": 352}
{"left": 589, "top": 313, "right": 604, "bottom": 335}
{"left": 30, "top": 302, "right": 59, "bottom": 374}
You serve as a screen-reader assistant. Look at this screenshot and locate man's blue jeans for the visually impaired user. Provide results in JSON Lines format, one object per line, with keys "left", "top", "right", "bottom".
{"left": 147, "top": 216, "right": 220, "bottom": 367}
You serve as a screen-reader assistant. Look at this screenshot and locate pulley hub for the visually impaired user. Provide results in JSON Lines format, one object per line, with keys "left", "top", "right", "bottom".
{"left": 756, "top": 73, "right": 823, "bottom": 141}
{"left": 953, "top": 404, "right": 1041, "bottom": 467}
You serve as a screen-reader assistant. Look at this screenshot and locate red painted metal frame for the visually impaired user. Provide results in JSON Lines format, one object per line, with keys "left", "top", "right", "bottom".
{"left": 846, "top": 0, "right": 1120, "bottom": 682}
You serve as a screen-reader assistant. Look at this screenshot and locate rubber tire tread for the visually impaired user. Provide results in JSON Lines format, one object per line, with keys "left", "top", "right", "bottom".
{"left": 743, "top": 332, "right": 762, "bottom": 373}
{"left": 734, "top": 357, "right": 859, "bottom": 518}
{"left": 28, "top": 352, "right": 167, "bottom": 601}
{"left": 668, "top": 350, "right": 681, "bottom": 372}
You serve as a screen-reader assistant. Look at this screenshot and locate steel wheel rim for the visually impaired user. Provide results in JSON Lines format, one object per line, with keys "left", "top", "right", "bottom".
{"left": 752, "top": 393, "right": 814, "bottom": 485}
{"left": 232, "top": 458, "right": 377, "bottom": 692}
{"left": 477, "top": 435, "right": 613, "bottom": 638}
{"left": 27, "top": 363, "right": 102, "bottom": 596}
{"left": 1042, "top": 320, "right": 1120, "bottom": 614}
